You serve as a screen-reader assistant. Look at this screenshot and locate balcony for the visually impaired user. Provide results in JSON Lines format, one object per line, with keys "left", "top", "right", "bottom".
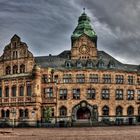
{"left": 0, "top": 96, "right": 33, "bottom": 104}
{"left": 42, "top": 97, "right": 56, "bottom": 104}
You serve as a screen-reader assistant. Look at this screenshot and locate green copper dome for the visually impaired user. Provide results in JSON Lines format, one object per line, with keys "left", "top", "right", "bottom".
{"left": 71, "top": 11, "right": 97, "bottom": 44}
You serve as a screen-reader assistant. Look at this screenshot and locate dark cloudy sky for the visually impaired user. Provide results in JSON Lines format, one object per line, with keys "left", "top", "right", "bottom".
{"left": 0, "top": 0, "right": 140, "bottom": 64}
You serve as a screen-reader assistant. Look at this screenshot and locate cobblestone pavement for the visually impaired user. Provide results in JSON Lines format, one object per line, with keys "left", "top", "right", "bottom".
{"left": 0, "top": 126, "right": 140, "bottom": 140}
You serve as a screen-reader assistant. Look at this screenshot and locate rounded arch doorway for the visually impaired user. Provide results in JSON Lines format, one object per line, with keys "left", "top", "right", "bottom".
{"left": 77, "top": 107, "right": 91, "bottom": 120}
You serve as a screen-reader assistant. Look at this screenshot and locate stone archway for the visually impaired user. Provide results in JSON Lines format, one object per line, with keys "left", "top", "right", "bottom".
{"left": 77, "top": 107, "right": 91, "bottom": 120}
{"left": 72, "top": 101, "right": 98, "bottom": 121}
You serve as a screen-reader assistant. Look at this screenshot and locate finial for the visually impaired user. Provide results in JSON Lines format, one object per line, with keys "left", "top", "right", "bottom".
{"left": 83, "top": 8, "right": 85, "bottom": 13}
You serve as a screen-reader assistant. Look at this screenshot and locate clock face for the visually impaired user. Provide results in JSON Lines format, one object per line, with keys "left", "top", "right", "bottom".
{"left": 79, "top": 45, "right": 89, "bottom": 54}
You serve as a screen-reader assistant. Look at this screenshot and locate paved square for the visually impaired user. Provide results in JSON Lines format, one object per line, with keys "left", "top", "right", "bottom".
{"left": 0, "top": 126, "right": 140, "bottom": 140}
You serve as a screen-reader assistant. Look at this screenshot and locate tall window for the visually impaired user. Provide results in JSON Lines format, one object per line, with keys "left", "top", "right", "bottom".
{"left": 127, "top": 106, "right": 134, "bottom": 116}
{"left": 138, "top": 90, "right": 140, "bottom": 100}
{"left": 6, "top": 110, "right": 10, "bottom": 118}
{"left": 1, "top": 110, "right": 10, "bottom": 118}
{"left": 115, "top": 75, "right": 124, "bottom": 84}
{"left": 63, "top": 74, "right": 72, "bottom": 83}
{"left": 115, "top": 89, "right": 123, "bottom": 100}
{"left": 25, "top": 109, "right": 29, "bottom": 118}
{"left": 20, "top": 64, "right": 25, "bottom": 73}
{"left": 59, "top": 89, "right": 67, "bottom": 100}
{"left": 89, "top": 74, "right": 98, "bottom": 83}
{"left": 44, "top": 87, "right": 53, "bottom": 98}
{"left": 128, "top": 76, "right": 134, "bottom": 85}
{"left": 137, "top": 78, "right": 140, "bottom": 85}
{"left": 102, "top": 89, "right": 110, "bottom": 100}
{"left": 116, "top": 106, "right": 123, "bottom": 116}
{"left": 19, "top": 86, "right": 24, "bottom": 96}
{"left": 1, "top": 109, "right": 5, "bottom": 118}
{"left": 13, "top": 65, "right": 18, "bottom": 74}
{"left": 127, "top": 90, "right": 134, "bottom": 100}
{"left": 51, "top": 108, "right": 54, "bottom": 117}
{"left": 13, "top": 51, "right": 18, "bottom": 59}
{"left": 102, "top": 106, "right": 109, "bottom": 116}
{"left": 76, "top": 74, "right": 85, "bottom": 83}
{"left": 87, "top": 88, "right": 96, "bottom": 99}
{"left": 27, "top": 85, "right": 32, "bottom": 96}
{"left": 138, "top": 106, "right": 140, "bottom": 115}
{"left": 0, "top": 87, "right": 2, "bottom": 97}
{"left": 73, "top": 88, "right": 80, "bottom": 99}
{"left": 59, "top": 106, "right": 67, "bottom": 117}
{"left": 12, "top": 86, "right": 16, "bottom": 97}
{"left": 42, "top": 74, "right": 48, "bottom": 83}
{"left": 6, "top": 66, "right": 11, "bottom": 75}
{"left": 103, "top": 74, "right": 111, "bottom": 84}
{"left": 5, "top": 87, "right": 9, "bottom": 97}
{"left": 19, "top": 109, "right": 24, "bottom": 118}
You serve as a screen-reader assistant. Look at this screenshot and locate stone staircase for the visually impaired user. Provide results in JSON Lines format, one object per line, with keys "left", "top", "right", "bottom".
{"left": 72, "top": 119, "right": 92, "bottom": 127}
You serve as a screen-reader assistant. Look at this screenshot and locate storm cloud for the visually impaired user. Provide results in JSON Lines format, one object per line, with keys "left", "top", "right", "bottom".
{"left": 0, "top": 0, "right": 140, "bottom": 64}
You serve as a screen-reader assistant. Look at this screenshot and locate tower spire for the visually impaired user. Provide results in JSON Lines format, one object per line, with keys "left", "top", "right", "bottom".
{"left": 83, "top": 8, "right": 85, "bottom": 13}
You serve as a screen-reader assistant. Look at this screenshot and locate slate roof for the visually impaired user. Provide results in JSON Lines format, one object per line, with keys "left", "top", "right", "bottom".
{"left": 35, "top": 50, "right": 138, "bottom": 72}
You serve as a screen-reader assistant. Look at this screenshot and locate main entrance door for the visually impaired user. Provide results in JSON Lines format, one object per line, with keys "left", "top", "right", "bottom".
{"left": 77, "top": 107, "right": 91, "bottom": 120}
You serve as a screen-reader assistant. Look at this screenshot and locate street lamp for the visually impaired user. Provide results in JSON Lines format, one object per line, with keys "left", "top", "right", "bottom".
{"left": 11, "top": 108, "right": 16, "bottom": 130}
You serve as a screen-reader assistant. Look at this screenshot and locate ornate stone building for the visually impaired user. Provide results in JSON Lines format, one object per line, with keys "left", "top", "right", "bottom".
{"left": 0, "top": 11, "right": 140, "bottom": 126}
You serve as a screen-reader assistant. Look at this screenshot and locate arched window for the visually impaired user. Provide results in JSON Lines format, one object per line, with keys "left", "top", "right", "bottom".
{"left": 116, "top": 106, "right": 123, "bottom": 116}
{"left": 27, "top": 85, "right": 32, "bottom": 96}
{"left": 102, "top": 106, "right": 109, "bottom": 116}
{"left": 13, "top": 65, "right": 18, "bottom": 74}
{"left": 5, "top": 87, "right": 9, "bottom": 97}
{"left": 65, "top": 61, "right": 71, "bottom": 68}
{"left": 138, "top": 106, "right": 140, "bottom": 115}
{"left": 19, "top": 109, "right": 24, "bottom": 118}
{"left": 59, "top": 106, "right": 67, "bottom": 117}
{"left": 25, "top": 109, "right": 29, "bottom": 118}
{"left": 19, "top": 86, "right": 24, "bottom": 96}
{"left": 6, "top": 110, "right": 10, "bottom": 118}
{"left": 12, "top": 86, "right": 16, "bottom": 97}
{"left": 127, "top": 106, "right": 134, "bottom": 116}
{"left": 1, "top": 109, "right": 5, "bottom": 118}
{"left": 6, "top": 66, "right": 11, "bottom": 75}
{"left": 20, "top": 64, "right": 25, "bottom": 73}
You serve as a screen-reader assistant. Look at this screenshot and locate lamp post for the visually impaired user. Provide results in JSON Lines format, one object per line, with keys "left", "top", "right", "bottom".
{"left": 11, "top": 108, "right": 16, "bottom": 130}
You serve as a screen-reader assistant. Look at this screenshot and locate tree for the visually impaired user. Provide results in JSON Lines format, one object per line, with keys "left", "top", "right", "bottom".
{"left": 44, "top": 107, "right": 51, "bottom": 123}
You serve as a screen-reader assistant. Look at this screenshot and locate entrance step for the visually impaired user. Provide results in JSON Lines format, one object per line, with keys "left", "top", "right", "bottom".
{"left": 72, "top": 120, "right": 92, "bottom": 127}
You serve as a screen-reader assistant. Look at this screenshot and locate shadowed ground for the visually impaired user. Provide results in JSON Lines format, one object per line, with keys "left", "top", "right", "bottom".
{"left": 0, "top": 126, "right": 140, "bottom": 140}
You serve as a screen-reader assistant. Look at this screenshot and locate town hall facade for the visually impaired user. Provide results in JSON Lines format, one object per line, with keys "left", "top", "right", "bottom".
{"left": 0, "top": 11, "right": 140, "bottom": 126}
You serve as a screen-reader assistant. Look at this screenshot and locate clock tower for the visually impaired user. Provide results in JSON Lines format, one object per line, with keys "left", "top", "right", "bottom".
{"left": 71, "top": 10, "right": 97, "bottom": 60}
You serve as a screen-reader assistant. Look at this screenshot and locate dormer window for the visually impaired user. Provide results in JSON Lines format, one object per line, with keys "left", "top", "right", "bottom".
{"left": 77, "top": 61, "right": 82, "bottom": 68}
{"left": 108, "top": 60, "right": 115, "bottom": 68}
{"left": 65, "top": 61, "right": 71, "bottom": 68}
{"left": 87, "top": 61, "right": 93, "bottom": 68}
{"left": 98, "top": 59, "right": 104, "bottom": 68}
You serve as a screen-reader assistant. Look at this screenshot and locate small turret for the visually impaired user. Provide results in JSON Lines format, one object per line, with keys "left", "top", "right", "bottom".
{"left": 32, "top": 64, "right": 41, "bottom": 78}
